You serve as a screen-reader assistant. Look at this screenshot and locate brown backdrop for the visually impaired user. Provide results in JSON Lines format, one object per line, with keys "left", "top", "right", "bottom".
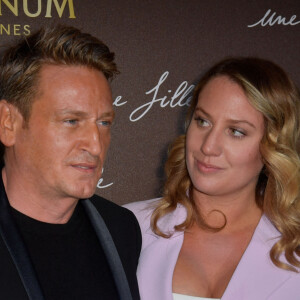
{"left": 0, "top": 0, "right": 299, "bottom": 204}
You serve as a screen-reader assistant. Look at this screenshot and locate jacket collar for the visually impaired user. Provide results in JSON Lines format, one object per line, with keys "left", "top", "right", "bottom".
{"left": 223, "top": 215, "right": 298, "bottom": 299}
{"left": 145, "top": 202, "right": 299, "bottom": 299}
{"left": 0, "top": 170, "right": 45, "bottom": 300}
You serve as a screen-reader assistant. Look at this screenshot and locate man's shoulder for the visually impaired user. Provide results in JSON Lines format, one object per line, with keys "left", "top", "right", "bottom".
{"left": 88, "top": 195, "right": 141, "bottom": 300}
{"left": 89, "top": 194, "right": 129, "bottom": 213}
{"left": 87, "top": 194, "right": 141, "bottom": 244}
{"left": 88, "top": 194, "right": 137, "bottom": 225}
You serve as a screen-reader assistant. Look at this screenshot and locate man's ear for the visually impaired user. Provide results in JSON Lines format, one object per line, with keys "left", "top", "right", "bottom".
{"left": 0, "top": 100, "right": 20, "bottom": 147}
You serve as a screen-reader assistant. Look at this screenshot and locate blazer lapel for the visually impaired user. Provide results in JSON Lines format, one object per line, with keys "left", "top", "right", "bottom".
{"left": 0, "top": 175, "right": 45, "bottom": 300}
{"left": 82, "top": 199, "right": 133, "bottom": 300}
{"left": 137, "top": 203, "right": 186, "bottom": 300}
{"left": 222, "top": 215, "right": 292, "bottom": 300}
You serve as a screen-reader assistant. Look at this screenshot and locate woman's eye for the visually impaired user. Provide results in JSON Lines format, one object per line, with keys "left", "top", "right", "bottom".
{"left": 230, "top": 128, "right": 245, "bottom": 138}
{"left": 195, "top": 117, "right": 210, "bottom": 127}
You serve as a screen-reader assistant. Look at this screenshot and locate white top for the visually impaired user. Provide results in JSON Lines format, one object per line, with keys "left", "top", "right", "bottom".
{"left": 173, "top": 293, "right": 220, "bottom": 300}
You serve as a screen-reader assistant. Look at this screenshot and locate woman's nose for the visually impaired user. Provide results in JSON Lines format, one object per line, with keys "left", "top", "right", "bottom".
{"left": 200, "top": 128, "right": 222, "bottom": 156}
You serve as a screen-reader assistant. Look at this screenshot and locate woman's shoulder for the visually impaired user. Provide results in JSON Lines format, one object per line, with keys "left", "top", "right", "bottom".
{"left": 123, "top": 198, "right": 160, "bottom": 213}
{"left": 123, "top": 198, "right": 160, "bottom": 232}
{"left": 124, "top": 198, "right": 187, "bottom": 236}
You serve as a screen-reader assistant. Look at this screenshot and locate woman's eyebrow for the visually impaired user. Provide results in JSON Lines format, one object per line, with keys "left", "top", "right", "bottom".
{"left": 194, "top": 107, "right": 211, "bottom": 118}
{"left": 195, "top": 107, "right": 256, "bottom": 128}
{"left": 229, "top": 119, "right": 256, "bottom": 128}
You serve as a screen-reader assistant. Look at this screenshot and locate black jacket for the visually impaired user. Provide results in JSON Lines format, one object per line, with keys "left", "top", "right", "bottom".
{"left": 0, "top": 187, "right": 141, "bottom": 300}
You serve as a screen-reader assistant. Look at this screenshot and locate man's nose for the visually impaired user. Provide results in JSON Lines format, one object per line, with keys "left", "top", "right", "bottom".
{"left": 81, "top": 123, "right": 102, "bottom": 156}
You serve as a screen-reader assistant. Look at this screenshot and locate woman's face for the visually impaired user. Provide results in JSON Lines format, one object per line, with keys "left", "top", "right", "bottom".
{"left": 186, "top": 76, "right": 264, "bottom": 199}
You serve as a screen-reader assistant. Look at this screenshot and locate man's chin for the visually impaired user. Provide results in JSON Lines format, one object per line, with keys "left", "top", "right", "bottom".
{"left": 79, "top": 189, "right": 97, "bottom": 199}
{"left": 70, "top": 185, "right": 97, "bottom": 200}
{"left": 60, "top": 178, "right": 98, "bottom": 200}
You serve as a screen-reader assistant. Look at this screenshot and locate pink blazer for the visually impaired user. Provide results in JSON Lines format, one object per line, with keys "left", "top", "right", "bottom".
{"left": 124, "top": 199, "right": 300, "bottom": 300}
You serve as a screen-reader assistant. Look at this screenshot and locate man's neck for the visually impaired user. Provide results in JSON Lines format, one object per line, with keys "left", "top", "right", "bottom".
{"left": 2, "top": 167, "right": 78, "bottom": 224}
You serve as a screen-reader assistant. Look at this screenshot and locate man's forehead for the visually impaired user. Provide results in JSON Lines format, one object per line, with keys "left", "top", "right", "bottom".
{"left": 31, "top": 64, "right": 112, "bottom": 117}
{"left": 36, "top": 64, "right": 110, "bottom": 96}
{"left": 38, "top": 63, "right": 106, "bottom": 80}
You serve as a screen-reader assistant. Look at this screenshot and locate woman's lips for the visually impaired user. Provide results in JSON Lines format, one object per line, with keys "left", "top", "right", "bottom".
{"left": 196, "top": 160, "right": 224, "bottom": 173}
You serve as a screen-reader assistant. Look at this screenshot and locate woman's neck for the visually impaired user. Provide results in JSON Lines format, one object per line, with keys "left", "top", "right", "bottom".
{"left": 192, "top": 188, "right": 262, "bottom": 232}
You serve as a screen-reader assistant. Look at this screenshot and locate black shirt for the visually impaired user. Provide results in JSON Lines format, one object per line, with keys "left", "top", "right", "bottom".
{"left": 12, "top": 203, "right": 119, "bottom": 300}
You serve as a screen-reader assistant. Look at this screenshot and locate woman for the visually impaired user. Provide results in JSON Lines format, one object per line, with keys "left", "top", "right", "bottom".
{"left": 125, "top": 57, "right": 300, "bottom": 300}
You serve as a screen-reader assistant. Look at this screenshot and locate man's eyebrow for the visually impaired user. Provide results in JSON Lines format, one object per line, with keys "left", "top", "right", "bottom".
{"left": 56, "top": 110, "right": 115, "bottom": 119}
{"left": 194, "top": 107, "right": 256, "bottom": 128}
{"left": 57, "top": 110, "right": 88, "bottom": 117}
{"left": 101, "top": 111, "right": 115, "bottom": 119}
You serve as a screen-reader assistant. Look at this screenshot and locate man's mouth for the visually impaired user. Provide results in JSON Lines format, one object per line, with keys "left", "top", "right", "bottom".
{"left": 71, "top": 163, "right": 98, "bottom": 173}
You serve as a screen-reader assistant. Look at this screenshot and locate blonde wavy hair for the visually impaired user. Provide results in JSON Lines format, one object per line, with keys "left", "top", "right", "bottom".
{"left": 151, "top": 57, "right": 300, "bottom": 272}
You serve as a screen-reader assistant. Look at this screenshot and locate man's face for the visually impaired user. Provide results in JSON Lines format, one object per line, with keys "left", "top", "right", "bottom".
{"left": 11, "top": 64, "right": 114, "bottom": 201}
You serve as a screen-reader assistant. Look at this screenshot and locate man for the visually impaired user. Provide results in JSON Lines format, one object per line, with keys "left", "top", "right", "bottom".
{"left": 0, "top": 25, "right": 141, "bottom": 300}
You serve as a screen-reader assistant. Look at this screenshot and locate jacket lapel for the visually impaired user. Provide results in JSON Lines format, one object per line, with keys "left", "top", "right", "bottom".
{"left": 0, "top": 174, "right": 45, "bottom": 300}
{"left": 222, "top": 215, "right": 292, "bottom": 299}
{"left": 82, "top": 199, "right": 133, "bottom": 300}
{"left": 137, "top": 203, "right": 186, "bottom": 300}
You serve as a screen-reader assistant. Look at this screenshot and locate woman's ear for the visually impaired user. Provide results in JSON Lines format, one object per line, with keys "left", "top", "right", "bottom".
{"left": 0, "top": 100, "right": 20, "bottom": 147}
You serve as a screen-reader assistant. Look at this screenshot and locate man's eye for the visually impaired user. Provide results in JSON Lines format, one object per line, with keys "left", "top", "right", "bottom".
{"left": 97, "top": 120, "right": 112, "bottom": 127}
{"left": 64, "top": 119, "right": 78, "bottom": 125}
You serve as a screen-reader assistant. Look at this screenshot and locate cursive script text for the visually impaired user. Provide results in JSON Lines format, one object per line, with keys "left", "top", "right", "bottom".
{"left": 129, "top": 71, "right": 194, "bottom": 122}
{"left": 97, "top": 168, "right": 114, "bottom": 189}
{"left": 248, "top": 9, "right": 300, "bottom": 27}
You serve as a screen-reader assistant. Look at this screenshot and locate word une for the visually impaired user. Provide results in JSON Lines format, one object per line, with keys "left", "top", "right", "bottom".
{"left": 0, "top": 0, "right": 75, "bottom": 18}
{"left": 248, "top": 9, "right": 300, "bottom": 27}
